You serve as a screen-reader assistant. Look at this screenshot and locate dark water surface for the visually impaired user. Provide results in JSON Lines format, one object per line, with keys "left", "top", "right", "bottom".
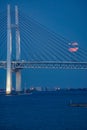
{"left": 0, "top": 91, "right": 87, "bottom": 130}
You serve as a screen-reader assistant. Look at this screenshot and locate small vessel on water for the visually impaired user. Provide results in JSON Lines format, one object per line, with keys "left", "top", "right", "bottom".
{"left": 69, "top": 100, "right": 87, "bottom": 108}
{"left": 69, "top": 103, "right": 87, "bottom": 107}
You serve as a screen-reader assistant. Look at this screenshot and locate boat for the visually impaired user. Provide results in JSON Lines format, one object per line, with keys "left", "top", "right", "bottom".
{"left": 69, "top": 103, "right": 87, "bottom": 107}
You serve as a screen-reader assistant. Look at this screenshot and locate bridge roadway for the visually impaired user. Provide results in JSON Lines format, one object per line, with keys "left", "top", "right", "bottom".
{"left": 0, "top": 61, "right": 87, "bottom": 70}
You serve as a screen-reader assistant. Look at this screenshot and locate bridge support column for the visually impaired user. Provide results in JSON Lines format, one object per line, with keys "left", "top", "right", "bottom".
{"left": 16, "top": 70, "right": 21, "bottom": 91}
{"left": 15, "top": 5, "right": 21, "bottom": 92}
{"left": 6, "top": 5, "right": 12, "bottom": 94}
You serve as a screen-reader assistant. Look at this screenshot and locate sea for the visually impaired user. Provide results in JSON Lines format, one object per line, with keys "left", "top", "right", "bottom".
{"left": 0, "top": 90, "right": 87, "bottom": 130}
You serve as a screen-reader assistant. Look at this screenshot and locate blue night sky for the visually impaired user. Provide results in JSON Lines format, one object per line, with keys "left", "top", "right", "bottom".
{"left": 0, "top": 0, "right": 87, "bottom": 89}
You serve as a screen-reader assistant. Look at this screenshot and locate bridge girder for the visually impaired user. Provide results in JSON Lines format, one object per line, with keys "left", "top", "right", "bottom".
{"left": 0, "top": 61, "right": 87, "bottom": 69}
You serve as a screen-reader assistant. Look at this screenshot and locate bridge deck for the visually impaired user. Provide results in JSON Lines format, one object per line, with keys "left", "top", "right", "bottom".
{"left": 0, "top": 61, "right": 87, "bottom": 69}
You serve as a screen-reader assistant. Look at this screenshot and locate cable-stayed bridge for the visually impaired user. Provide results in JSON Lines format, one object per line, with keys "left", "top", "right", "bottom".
{"left": 0, "top": 5, "right": 87, "bottom": 94}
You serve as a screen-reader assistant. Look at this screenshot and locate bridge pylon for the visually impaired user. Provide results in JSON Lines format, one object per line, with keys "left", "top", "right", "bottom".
{"left": 6, "top": 5, "right": 12, "bottom": 94}
{"left": 6, "top": 5, "right": 21, "bottom": 94}
{"left": 15, "top": 5, "right": 21, "bottom": 92}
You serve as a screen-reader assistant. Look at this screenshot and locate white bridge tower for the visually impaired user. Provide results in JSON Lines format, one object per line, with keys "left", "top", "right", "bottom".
{"left": 6, "top": 5, "right": 21, "bottom": 94}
